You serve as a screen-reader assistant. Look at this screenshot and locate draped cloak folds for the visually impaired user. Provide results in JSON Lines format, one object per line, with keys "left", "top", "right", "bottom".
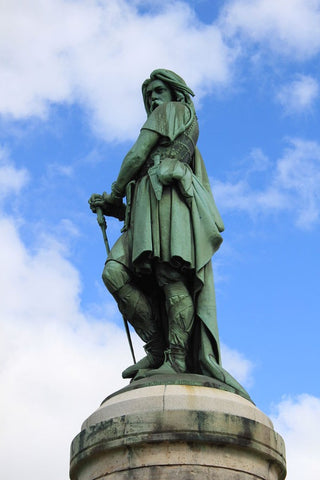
{"left": 107, "top": 102, "right": 250, "bottom": 398}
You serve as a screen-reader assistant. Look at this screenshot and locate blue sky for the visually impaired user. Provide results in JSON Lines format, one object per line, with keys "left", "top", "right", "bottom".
{"left": 1, "top": 1, "right": 320, "bottom": 478}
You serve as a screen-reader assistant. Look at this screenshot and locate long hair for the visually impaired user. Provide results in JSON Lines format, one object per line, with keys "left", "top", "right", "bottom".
{"left": 142, "top": 69, "right": 195, "bottom": 115}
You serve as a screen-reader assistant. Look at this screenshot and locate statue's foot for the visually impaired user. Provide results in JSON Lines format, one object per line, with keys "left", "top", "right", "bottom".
{"left": 122, "top": 353, "right": 163, "bottom": 379}
{"left": 145, "top": 361, "right": 178, "bottom": 376}
{"left": 134, "top": 347, "right": 187, "bottom": 379}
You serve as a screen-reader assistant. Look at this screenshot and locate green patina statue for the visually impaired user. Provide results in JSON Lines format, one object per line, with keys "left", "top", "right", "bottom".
{"left": 89, "top": 69, "right": 249, "bottom": 399}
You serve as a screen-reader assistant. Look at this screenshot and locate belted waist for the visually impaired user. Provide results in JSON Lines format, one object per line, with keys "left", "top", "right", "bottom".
{"left": 137, "top": 149, "right": 194, "bottom": 181}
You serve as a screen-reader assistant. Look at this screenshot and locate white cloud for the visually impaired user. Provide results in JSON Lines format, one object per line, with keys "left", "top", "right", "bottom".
{"left": 0, "top": 148, "right": 29, "bottom": 200}
{"left": 270, "top": 394, "right": 320, "bottom": 480}
{"left": 213, "top": 138, "right": 320, "bottom": 228}
{"left": 221, "top": 343, "right": 254, "bottom": 387}
{"left": 222, "top": 0, "right": 320, "bottom": 59}
{"left": 213, "top": 179, "right": 288, "bottom": 212}
{"left": 0, "top": 0, "right": 234, "bottom": 141}
{"left": 246, "top": 147, "right": 270, "bottom": 173}
{"left": 0, "top": 213, "right": 141, "bottom": 480}
{"left": 276, "top": 138, "right": 320, "bottom": 227}
{"left": 277, "top": 75, "right": 319, "bottom": 113}
{"left": 2, "top": 0, "right": 320, "bottom": 143}
{"left": 0, "top": 156, "right": 143, "bottom": 479}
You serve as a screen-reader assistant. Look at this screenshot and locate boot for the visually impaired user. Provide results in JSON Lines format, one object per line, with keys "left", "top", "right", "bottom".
{"left": 122, "top": 336, "right": 165, "bottom": 379}
{"left": 140, "top": 281, "right": 194, "bottom": 377}
{"left": 113, "top": 284, "right": 165, "bottom": 379}
{"left": 147, "top": 345, "right": 187, "bottom": 375}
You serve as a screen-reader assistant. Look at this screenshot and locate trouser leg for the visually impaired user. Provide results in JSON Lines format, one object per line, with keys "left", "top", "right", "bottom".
{"left": 162, "top": 281, "right": 194, "bottom": 348}
{"left": 154, "top": 263, "right": 195, "bottom": 373}
{"left": 103, "top": 260, "right": 155, "bottom": 342}
{"left": 102, "top": 260, "right": 164, "bottom": 377}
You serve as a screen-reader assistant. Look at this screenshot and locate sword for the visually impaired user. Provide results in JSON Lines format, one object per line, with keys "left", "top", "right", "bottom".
{"left": 96, "top": 207, "right": 136, "bottom": 364}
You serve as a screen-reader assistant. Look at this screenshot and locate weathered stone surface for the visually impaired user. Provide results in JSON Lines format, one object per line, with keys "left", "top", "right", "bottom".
{"left": 70, "top": 384, "right": 286, "bottom": 480}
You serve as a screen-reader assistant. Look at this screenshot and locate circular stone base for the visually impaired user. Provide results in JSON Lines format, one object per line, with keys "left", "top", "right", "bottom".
{"left": 70, "top": 385, "right": 286, "bottom": 480}
{"left": 102, "top": 373, "right": 253, "bottom": 404}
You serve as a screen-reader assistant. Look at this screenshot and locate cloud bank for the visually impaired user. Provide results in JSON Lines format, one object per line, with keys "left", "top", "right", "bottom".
{"left": 0, "top": 0, "right": 234, "bottom": 141}
{"left": 213, "top": 138, "right": 320, "bottom": 229}
{"left": 222, "top": 0, "right": 320, "bottom": 58}
{"left": 0, "top": 148, "right": 29, "bottom": 199}
{"left": 277, "top": 75, "right": 319, "bottom": 113}
{"left": 2, "top": 0, "right": 320, "bottom": 142}
{"left": 271, "top": 394, "right": 320, "bottom": 480}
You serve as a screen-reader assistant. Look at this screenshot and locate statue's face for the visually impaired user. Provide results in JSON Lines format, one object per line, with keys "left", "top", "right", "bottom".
{"left": 146, "top": 79, "right": 173, "bottom": 112}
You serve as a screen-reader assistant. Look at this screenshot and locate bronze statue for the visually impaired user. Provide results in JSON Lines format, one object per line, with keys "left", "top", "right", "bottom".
{"left": 89, "top": 69, "right": 248, "bottom": 397}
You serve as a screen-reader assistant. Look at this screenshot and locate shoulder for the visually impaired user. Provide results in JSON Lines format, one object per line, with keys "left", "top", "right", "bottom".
{"left": 151, "top": 102, "right": 191, "bottom": 125}
{"left": 141, "top": 102, "right": 192, "bottom": 141}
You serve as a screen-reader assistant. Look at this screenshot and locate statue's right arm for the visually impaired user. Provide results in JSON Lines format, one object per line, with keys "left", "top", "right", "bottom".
{"left": 89, "top": 129, "right": 159, "bottom": 214}
{"left": 114, "top": 128, "right": 159, "bottom": 196}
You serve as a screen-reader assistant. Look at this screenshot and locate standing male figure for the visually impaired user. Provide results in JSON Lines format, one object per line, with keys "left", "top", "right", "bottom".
{"left": 90, "top": 69, "right": 247, "bottom": 395}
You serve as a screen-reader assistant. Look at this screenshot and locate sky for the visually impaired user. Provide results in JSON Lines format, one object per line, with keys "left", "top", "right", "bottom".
{"left": 0, "top": 0, "right": 320, "bottom": 478}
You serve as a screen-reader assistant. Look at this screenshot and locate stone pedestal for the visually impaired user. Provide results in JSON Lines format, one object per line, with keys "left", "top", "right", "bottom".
{"left": 70, "top": 377, "right": 286, "bottom": 479}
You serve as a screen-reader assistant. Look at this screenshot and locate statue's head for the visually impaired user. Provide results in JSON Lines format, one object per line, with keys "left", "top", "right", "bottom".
{"left": 142, "top": 69, "right": 195, "bottom": 115}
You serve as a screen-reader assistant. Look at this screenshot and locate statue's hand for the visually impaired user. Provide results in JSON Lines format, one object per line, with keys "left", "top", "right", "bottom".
{"left": 88, "top": 192, "right": 126, "bottom": 221}
{"left": 158, "top": 158, "right": 187, "bottom": 185}
{"left": 88, "top": 193, "right": 105, "bottom": 213}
